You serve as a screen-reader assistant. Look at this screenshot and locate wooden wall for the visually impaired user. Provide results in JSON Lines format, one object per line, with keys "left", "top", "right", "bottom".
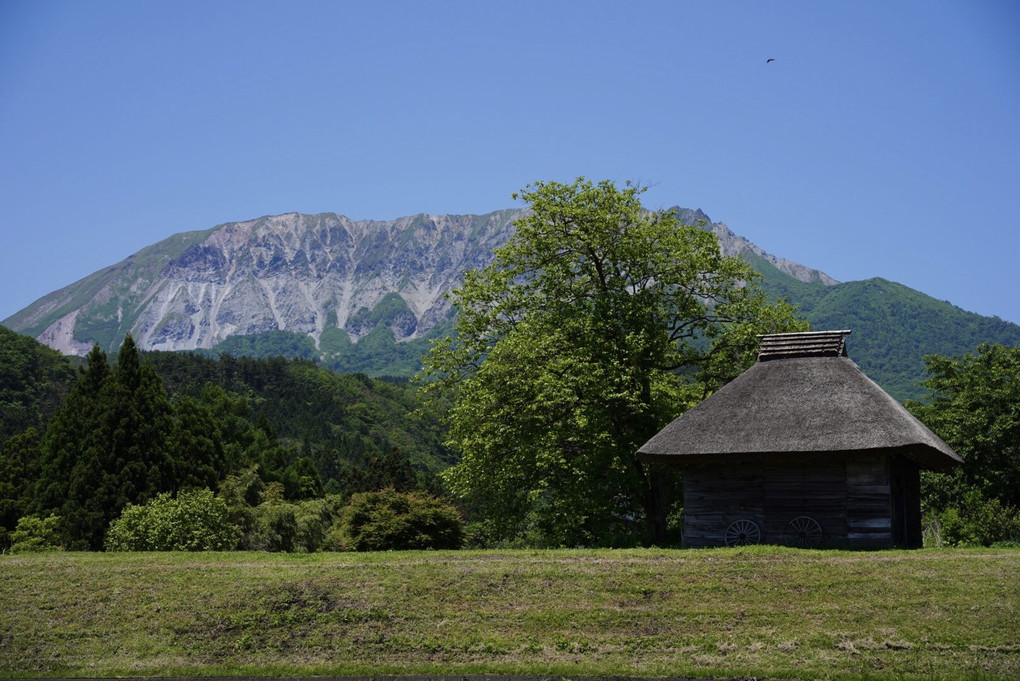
{"left": 680, "top": 454, "right": 910, "bottom": 549}
{"left": 890, "top": 456, "right": 923, "bottom": 548}
{"left": 845, "top": 457, "right": 894, "bottom": 547}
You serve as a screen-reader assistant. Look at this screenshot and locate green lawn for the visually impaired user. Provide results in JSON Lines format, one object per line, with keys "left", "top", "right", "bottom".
{"left": 1, "top": 547, "right": 1017, "bottom": 679}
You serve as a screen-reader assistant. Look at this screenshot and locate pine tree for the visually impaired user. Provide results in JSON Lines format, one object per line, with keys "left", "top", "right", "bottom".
{"left": 35, "top": 336, "right": 178, "bottom": 549}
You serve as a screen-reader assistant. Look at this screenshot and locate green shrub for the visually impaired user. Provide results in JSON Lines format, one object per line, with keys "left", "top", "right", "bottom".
{"left": 245, "top": 502, "right": 298, "bottom": 552}
{"left": 991, "top": 540, "right": 1020, "bottom": 548}
{"left": 239, "top": 497, "right": 342, "bottom": 552}
{"left": 9, "top": 514, "right": 62, "bottom": 553}
{"left": 330, "top": 488, "right": 463, "bottom": 551}
{"left": 105, "top": 489, "right": 237, "bottom": 551}
{"left": 292, "top": 496, "right": 345, "bottom": 552}
{"left": 923, "top": 490, "right": 1020, "bottom": 547}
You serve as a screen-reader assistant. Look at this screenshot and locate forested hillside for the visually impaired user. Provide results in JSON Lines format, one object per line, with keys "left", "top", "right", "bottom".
{"left": 203, "top": 314, "right": 456, "bottom": 377}
{"left": 750, "top": 254, "right": 1020, "bottom": 400}
{"left": 0, "top": 326, "right": 79, "bottom": 444}
{"left": 0, "top": 328, "right": 449, "bottom": 550}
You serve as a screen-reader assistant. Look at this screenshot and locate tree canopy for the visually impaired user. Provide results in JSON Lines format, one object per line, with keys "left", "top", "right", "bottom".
{"left": 908, "top": 344, "right": 1020, "bottom": 513}
{"left": 419, "top": 178, "right": 806, "bottom": 546}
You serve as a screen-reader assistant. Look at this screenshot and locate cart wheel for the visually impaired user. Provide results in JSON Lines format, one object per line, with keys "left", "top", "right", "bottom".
{"left": 783, "top": 516, "right": 822, "bottom": 547}
{"left": 724, "top": 519, "right": 761, "bottom": 547}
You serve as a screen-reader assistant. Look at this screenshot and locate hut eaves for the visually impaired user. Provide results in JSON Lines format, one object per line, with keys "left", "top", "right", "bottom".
{"left": 637, "top": 331, "right": 961, "bottom": 471}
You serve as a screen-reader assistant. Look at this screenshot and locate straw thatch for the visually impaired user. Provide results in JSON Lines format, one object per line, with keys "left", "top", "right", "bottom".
{"left": 638, "top": 332, "right": 961, "bottom": 471}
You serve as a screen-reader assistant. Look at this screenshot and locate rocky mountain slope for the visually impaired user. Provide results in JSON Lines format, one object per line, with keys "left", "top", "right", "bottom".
{"left": 4, "top": 211, "right": 519, "bottom": 355}
{"left": 6, "top": 206, "right": 1018, "bottom": 400}
{"left": 3, "top": 208, "right": 834, "bottom": 356}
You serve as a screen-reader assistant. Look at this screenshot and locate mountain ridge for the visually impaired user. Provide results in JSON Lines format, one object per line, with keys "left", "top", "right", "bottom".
{"left": 5, "top": 206, "right": 1018, "bottom": 401}
{"left": 6, "top": 210, "right": 520, "bottom": 354}
{"left": 3, "top": 207, "right": 837, "bottom": 356}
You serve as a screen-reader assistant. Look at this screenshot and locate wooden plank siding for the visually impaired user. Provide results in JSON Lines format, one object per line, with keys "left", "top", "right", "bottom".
{"left": 845, "top": 457, "right": 894, "bottom": 547}
{"left": 681, "top": 454, "right": 901, "bottom": 549}
{"left": 682, "top": 465, "right": 764, "bottom": 547}
{"left": 890, "top": 456, "right": 923, "bottom": 548}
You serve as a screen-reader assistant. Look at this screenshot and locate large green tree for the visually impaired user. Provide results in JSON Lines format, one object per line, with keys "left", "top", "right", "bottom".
{"left": 420, "top": 178, "right": 805, "bottom": 546}
{"left": 907, "top": 343, "right": 1020, "bottom": 514}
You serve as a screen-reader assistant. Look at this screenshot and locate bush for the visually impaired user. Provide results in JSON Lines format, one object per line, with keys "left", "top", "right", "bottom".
{"left": 245, "top": 502, "right": 297, "bottom": 552}
{"left": 923, "top": 490, "right": 1020, "bottom": 547}
{"left": 330, "top": 488, "right": 463, "bottom": 551}
{"left": 9, "top": 514, "right": 62, "bottom": 553}
{"left": 293, "top": 496, "right": 345, "bottom": 552}
{"left": 105, "top": 489, "right": 237, "bottom": 551}
{"left": 231, "top": 496, "right": 345, "bottom": 552}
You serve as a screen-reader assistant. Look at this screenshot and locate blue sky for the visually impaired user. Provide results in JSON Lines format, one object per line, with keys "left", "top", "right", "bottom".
{"left": 2, "top": 1, "right": 1018, "bottom": 324}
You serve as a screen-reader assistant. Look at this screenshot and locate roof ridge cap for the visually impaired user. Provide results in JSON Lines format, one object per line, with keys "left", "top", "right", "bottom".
{"left": 757, "top": 329, "right": 851, "bottom": 361}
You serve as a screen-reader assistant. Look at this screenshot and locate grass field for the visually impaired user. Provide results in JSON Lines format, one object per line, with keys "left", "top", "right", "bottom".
{"left": 1, "top": 547, "right": 1017, "bottom": 680}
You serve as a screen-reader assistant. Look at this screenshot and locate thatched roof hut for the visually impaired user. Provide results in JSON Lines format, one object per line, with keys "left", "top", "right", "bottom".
{"left": 638, "top": 330, "right": 960, "bottom": 548}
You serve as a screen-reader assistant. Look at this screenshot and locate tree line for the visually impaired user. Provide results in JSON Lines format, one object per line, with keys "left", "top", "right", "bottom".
{"left": 3, "top": 178, "right": 1018, "bottom": 552}
{"left": 0, "top": 330, "right": 457, "bottom": 552}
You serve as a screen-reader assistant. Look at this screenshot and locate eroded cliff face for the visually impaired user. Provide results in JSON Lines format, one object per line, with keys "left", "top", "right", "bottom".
{"left": 128, "top": 210, "right": 520, "bottom": 351}
{"left": 6, "top": 207, "right": 836, "bottom": 356}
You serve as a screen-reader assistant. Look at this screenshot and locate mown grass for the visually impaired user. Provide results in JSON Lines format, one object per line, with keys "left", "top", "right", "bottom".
{"left": 1, "top": 546, "right": 1017, "bottom": 679}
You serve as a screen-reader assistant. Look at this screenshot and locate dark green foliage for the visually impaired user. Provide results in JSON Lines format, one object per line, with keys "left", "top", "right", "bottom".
{"left": 201, "top": 314, "right": 456, "bottom": 378}
{"left": 217, "top": 470, "right": 345, "bottom": 552}
{"left": 168, "top": 395, "right": 227, "bottom": 490}
{"left": 32, "top": 344, "right": 112, "bottom": 545}
{"left": 0, "top": 428, "right": 41, "bottom": 551}
{"left": 1, "top": 329, "right": 464, "bottom": 551}
{"left": 248, "top": 501, "right": 300, "bottom": 552}
{"left": 908, "top": 344, "right": 1020, "bottom": 509}
{"left": 905, "top": 344, "right": 1020, "bottom": 545}
{"left": 105, "top": 489, "right": 236, "bottom": 551}
{"left": 281, "top": 457, "right": 324, "bottom": 500}
{"left": 320, "top": 317, "right": 456, "bottom": 377}
{"left": 143, "top": 350, "right": 452, "bottom": 484}
{"left": 358, "top": 447, "right": 418, "bottom": 493}
{"left": 0, "top": 325, "right": 77, "bottom": 445}
{"left": 923, "top": 490, "right": 1020, "bottom": 547}
{"left": 210, "top": 330, "right": 318, "bottom": 361}
{"left": 33, "top": 338, "right": 179, "bottom": 549}
{"left": 332, "top": 488, "right": 464, "bottom": 551}
{"left": 243, "top": 497, "right": 345, "bottom": 552}
{"left": 0, "top": 329, "right": 77, "bottom": 547}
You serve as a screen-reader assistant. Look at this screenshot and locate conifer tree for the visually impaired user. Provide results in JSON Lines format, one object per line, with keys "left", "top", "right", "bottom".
{"left": 35, "top": 336, "right": 178, "bottom": 549}
{"left": 0, "top": 428, "right": 42, "bottom": 550}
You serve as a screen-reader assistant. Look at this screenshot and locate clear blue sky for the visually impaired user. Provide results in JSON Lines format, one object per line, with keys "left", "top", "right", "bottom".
{"left": 2, "top": 1, "right": 1018, "bottom": 324}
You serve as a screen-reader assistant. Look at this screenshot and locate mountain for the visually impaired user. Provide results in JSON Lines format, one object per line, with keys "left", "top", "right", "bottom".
{"left": 3, "top": 211, "right": 519, "bottom": 356}
{"left": 748, "top": 254, "right": 1020, "bottom": 399}
{"left": 0, "top": 208, "right": 834, "bottom": 355}
{"left": 5, "top": 207, "right": 1019, "bottom": 400}
{"left": 671, "top": 207, "right": 838, "bottom": 287}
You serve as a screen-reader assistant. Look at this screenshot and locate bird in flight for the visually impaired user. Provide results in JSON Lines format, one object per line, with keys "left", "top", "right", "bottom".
{"left": 766, "top": 58, "right": 775, "bottom": 64}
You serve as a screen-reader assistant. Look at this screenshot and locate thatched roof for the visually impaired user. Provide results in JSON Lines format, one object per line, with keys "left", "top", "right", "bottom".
{"left": 638, "top": 331, "right": 962, "bottom": 471}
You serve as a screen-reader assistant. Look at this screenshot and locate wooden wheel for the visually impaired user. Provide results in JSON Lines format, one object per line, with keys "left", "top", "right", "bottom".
{"left": 724, "top": 519, "right": 761, "bottom": 547}
{"left": 784, "top": 516, "right": 822, "bottom": 547}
